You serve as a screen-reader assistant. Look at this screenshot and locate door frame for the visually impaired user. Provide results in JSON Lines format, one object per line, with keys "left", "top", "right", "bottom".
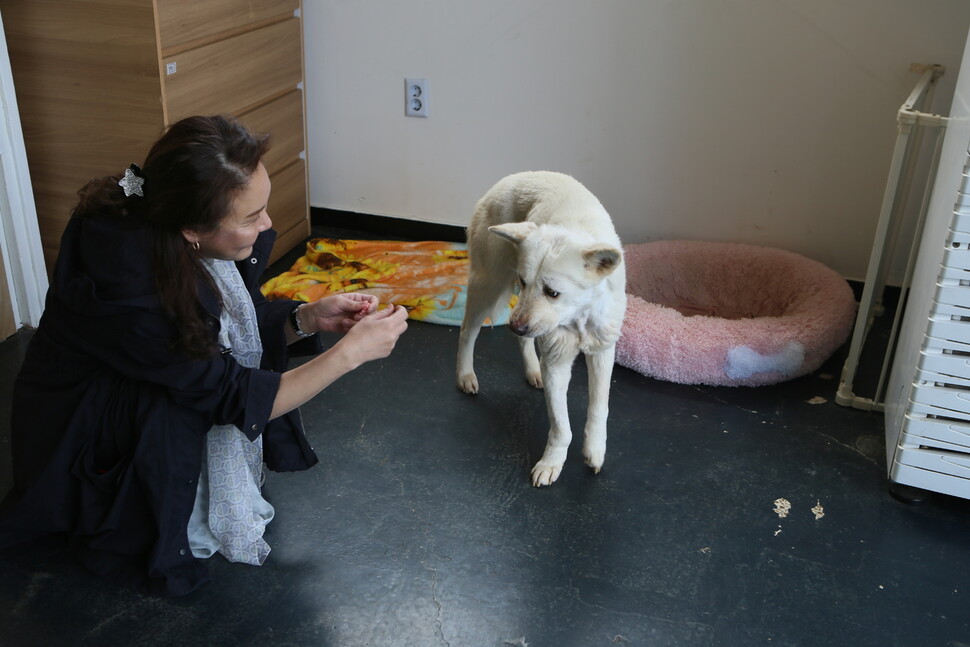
{"left": 0, "top": 9, "right": 47, "bottom": 332}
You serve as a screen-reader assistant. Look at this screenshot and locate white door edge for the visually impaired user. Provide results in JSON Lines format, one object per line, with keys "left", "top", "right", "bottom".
{"left": 0, "top": 9, "right": 48, "bottom": 329}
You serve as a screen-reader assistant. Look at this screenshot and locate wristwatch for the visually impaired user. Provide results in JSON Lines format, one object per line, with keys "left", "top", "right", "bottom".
{"left": 290, "top": 304, "right": 314, "bottom": 338}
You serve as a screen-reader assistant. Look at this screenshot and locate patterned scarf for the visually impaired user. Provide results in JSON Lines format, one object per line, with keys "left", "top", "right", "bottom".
{"left": 187, "top": 258, "right": 274, "bottom": 565}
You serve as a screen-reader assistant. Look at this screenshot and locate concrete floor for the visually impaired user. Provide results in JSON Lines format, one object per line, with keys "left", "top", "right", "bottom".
{"left": 2, "top": 227, "right": 970, "bottom": 646}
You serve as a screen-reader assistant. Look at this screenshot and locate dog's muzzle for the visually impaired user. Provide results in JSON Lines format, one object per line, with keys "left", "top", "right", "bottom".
{"left": 509, "top": 320, "right": 531, "bottom": 336}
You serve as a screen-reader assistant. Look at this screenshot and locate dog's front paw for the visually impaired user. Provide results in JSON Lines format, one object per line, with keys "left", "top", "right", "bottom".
{"left": 526, "top": 370, "right": 543, "bottom": 389}
{"left": 583, "top": 444, "right": 605, "bottom": 474}
{"left": 531, "top": 462, "right": 563, "bottom": 487}
{"left": 457, "top": 372, "right": 479, "bottom": 394}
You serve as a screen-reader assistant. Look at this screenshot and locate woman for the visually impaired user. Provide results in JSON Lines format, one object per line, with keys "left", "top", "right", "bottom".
{"left": 0, "top": 115, "right": 409, "bottom": 596}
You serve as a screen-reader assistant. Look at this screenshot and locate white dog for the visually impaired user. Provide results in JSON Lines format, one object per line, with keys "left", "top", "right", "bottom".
{"left": 456, "top": 171, "right": 627, "bottom": 487}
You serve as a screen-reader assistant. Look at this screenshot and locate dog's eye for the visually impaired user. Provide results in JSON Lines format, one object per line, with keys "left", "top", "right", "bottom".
{"left": 518, "top": 276, "right": 526, "bottom": 288}
{"left": 543, "top": 286, "right": 560, "bottom": 299}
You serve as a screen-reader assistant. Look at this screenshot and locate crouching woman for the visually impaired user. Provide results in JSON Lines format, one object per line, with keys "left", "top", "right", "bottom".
{"left": 0, "top": 115, "right": 408, "bottom": 596}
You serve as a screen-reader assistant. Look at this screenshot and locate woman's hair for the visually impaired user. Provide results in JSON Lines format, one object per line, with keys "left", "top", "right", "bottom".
{"left": 72, "top": 115, "right": 271, "bottom": 358}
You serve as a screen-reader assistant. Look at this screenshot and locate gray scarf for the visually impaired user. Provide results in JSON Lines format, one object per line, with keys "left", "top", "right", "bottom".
{"left": 187, "top": 257, "right": 274, "bottom": 565}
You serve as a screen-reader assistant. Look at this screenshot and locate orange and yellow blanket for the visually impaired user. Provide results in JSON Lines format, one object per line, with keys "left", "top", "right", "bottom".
{"left": 260, "top": 238, "right": 512, "bottom": 326}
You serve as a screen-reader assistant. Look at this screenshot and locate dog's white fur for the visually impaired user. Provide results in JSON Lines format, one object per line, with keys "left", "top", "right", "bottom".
{"left": 456, "top": 171, "right": 626, "bottom": 487}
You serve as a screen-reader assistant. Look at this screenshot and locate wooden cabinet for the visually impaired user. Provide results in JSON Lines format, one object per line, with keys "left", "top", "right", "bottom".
{"left": 0, "top": 0, "right": 310, "bottom": 272}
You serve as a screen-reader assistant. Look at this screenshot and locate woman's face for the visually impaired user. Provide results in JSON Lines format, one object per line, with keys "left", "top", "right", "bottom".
{"left": 184, "top": 162, "right": 273, "bottom": 261}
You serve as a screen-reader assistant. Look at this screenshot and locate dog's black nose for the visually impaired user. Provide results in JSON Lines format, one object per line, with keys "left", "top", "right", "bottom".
{"left": 509, "top": 321, "right": 529, "bottom": 336}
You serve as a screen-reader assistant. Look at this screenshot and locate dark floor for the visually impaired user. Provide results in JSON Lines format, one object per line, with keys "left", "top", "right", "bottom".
{"left": 2, "top": 222, "right": 970, "bottom": 647}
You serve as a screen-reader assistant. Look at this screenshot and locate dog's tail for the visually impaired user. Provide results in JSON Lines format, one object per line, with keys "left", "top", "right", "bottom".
{"left": 485, "top": 290, "right": 515, "bottom": 327}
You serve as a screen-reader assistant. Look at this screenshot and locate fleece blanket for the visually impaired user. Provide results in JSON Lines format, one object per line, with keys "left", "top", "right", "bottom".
{"left": 260, "top": 238, "right": 511, "bottom": 326}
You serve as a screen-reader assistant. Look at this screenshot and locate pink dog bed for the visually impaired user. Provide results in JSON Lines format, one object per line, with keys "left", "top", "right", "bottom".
{"left": 616, "top": 240, "right": 857, "bottom": 387}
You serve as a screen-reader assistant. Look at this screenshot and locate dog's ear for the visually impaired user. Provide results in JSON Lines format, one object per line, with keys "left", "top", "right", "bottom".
{"left": 583, "top": 247, "right": 622, "bottom": 276}
{"left": 488, "top": 222, "right": 538, "bottom": 245}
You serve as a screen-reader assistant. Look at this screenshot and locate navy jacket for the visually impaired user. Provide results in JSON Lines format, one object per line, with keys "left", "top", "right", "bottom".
{"left": 0, "top": 214, "right": 318, "bottom": 596}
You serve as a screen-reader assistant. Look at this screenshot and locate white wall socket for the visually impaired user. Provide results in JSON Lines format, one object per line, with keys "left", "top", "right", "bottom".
{"left": 405, "top": 78, "right": 428, "bottom": 118}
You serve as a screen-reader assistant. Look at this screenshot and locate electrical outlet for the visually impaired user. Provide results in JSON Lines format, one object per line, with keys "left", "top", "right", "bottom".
{"left": 405, "top": 78, "right": 428, "bottom": 118}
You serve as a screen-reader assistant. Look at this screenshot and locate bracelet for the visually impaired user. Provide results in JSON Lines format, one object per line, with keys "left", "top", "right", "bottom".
{"left": 290, "top": 305, "right": 314, "bottom": 338}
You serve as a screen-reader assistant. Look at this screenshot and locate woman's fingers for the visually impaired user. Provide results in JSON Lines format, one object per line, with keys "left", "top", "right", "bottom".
{"left": 337, "top": 304, "right": 408, "bottom": 365}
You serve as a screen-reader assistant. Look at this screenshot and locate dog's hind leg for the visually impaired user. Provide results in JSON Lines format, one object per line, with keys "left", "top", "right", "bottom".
{"left": 582, "top": 345, "right": 616, "bottom": 474}
{"left": 518, "top": 337, "right": 542, "bottom": 389}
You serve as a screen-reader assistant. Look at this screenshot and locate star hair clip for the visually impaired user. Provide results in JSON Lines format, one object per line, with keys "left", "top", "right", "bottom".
{"left": 118, "top": 163, "right": 145, "bottom": 197}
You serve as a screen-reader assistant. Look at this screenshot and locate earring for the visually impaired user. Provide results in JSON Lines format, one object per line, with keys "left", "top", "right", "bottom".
{"left": 191, "top": 240, "right": 200, "bottom": 251}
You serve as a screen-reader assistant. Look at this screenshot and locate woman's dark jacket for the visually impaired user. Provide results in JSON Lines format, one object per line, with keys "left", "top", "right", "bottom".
{"left": 0, "top": 214, "right": 319, "bottom": 596}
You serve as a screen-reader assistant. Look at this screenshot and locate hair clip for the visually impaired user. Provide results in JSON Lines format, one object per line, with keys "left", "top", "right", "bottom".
{"left": 118, "top": 163, "right": 145, "bottom": 197}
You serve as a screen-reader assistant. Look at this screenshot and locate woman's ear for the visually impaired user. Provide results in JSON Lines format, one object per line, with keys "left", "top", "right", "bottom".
{"left": 181, "top": 228, "right": 199, "bottom": 247}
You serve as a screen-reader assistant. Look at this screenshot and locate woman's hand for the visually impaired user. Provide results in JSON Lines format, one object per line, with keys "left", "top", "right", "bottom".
{"left": 298, "top": 293, "right": 380, "bottom": 334}
{"left": 333, "top": 304, "right": 410, "bottom": 368}
{"left": 271, "top": 303, "right": 408, "bottom": 419}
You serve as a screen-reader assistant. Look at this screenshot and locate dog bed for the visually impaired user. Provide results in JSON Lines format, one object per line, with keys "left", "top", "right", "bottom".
{"left": 615, "top": 240, "right": 857, "bottom": 387}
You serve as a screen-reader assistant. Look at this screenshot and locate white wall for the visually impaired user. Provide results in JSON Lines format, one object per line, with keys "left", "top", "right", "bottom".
{"left": 303, "top": 1, "right": 970, "bottom": 282}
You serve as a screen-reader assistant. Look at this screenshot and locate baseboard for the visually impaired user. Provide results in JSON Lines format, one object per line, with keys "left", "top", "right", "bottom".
{"left": 311, "top": 208, "right": 466, "bottom": 243}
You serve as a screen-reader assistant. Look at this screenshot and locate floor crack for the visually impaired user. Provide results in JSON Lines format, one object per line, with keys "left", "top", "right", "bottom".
{"left": 817, "top": 431, "right": 880, "bottom": 465}
{"left": 693, "top": 386, "right": 762, "bottom": 416}
{"left": 424, "top": 561, "right": 450, "bottom": 646}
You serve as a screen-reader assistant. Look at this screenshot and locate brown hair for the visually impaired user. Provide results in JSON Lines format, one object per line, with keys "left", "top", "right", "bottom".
{"left": 73, "top": 115, "right": 271, "bottom": 357}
